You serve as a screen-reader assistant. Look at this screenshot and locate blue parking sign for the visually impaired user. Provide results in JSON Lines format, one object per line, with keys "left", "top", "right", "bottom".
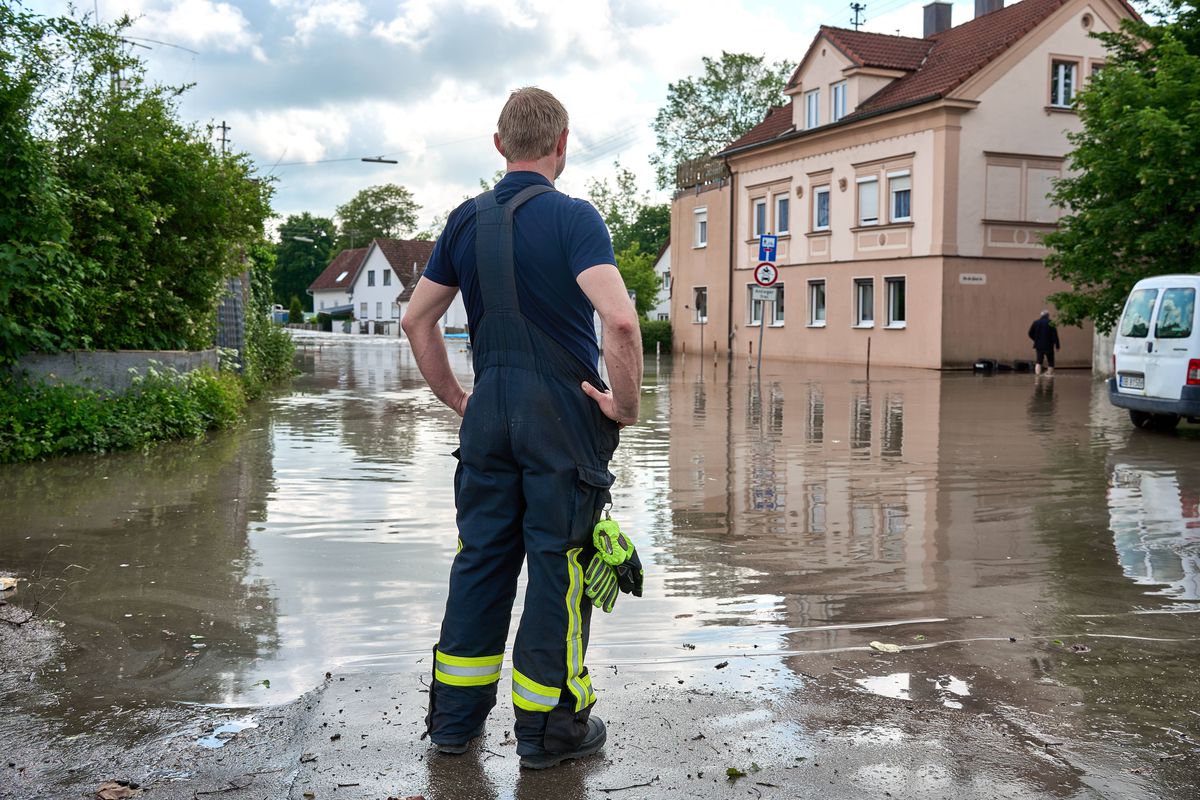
{"left": 758, "top": 235, "right": 778, "bottom": 263}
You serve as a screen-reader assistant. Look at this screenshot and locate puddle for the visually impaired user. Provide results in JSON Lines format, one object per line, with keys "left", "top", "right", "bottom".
{"left": 196, "top": 716, "right": 259, "bottom": 749}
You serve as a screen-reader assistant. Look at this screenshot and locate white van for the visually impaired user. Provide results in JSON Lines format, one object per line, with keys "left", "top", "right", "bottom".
{"left": 1109, "top": 274, "right": 1200, "bottom": 430}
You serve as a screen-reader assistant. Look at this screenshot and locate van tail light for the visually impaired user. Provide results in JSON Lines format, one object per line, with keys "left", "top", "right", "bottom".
{"left": 1189, "top": 359, "right": 1200, "bottom": 385}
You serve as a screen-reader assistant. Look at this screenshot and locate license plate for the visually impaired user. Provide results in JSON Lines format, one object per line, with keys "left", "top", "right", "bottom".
{"left": 1119, "top": 374, "right": 1145, "bottom": 390}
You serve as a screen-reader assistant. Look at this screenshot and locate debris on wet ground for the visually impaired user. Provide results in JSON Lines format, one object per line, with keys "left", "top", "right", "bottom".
{"left": 94, "top": 780, "right": 141, "bottom": 799}
{"left": 714, "top": 661, "right": 729, "bottom": 669}
{"left": 869, "top": 641, "right": 902, "bottom": 653}
{"left": 0, "top": 576, "right": 18, "bottom": 592}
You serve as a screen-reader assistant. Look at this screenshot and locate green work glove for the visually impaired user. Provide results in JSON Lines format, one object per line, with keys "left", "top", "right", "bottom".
{"left": 584, "top": 553, "right": 619, "bottom": 613}
{"left": 614, "top": 548, "right": 644, "bottom": 598}
{"left": 590, "top": 516, "right": 645, "bottom": 599}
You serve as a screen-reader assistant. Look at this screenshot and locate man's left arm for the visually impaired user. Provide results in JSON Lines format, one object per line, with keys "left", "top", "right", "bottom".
{"left": 401, "top": 278, "right": 470, "bottom": 416}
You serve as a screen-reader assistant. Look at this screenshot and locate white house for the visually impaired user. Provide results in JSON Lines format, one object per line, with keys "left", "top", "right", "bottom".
{"left": 649, "top": 241, "right": 671, "bottom": 321}
{"left": 307, "top": 247, "right": 366, "bottom": 315}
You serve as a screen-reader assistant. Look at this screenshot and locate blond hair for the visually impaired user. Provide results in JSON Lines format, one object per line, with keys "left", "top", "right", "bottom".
{"left": 496, "top": 87, "right": 569, "bottom": 162}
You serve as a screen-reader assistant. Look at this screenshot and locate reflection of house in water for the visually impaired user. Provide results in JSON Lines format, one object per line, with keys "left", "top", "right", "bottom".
{"left": 666, "top": 364, "right": 1096, "bottom": 637}
{"left": 1108, "top": 465, "right": 1200, "bottom": 601}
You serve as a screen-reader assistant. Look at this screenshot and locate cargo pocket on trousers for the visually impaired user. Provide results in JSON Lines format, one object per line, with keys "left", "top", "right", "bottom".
{"left": 568, "top": 465, "right": 615, "bottom": 548}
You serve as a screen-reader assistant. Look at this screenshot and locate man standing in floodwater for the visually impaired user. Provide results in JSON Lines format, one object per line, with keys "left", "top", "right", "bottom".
{"left": 401, "top": 87, "right": 643, "bottom": 769}
{"left": 1028, "top": 309, "right": 1061, "bottom": 376}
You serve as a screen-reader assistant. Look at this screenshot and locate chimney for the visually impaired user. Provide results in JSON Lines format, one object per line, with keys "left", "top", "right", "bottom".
{"left": 923, "top": 2, "right": 952, "bottom": 37}
{"left": 975, "top": 0, "right": 1004, "bottom": 17}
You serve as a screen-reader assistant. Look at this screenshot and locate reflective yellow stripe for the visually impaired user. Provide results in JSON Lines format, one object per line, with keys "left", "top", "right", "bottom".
{"left": 565, "top": 548, "right": 590, "bottom": 712}
{"left": 512, "top": 669, "right": 559, "bottom": 712}
{"left": 436, "top": 651, "right": 503, "bottom": 668}
{"left": 434, "top": 650, "right": 502, "bottom": 687}
{"left": 456, "top": 537, "right": 463, "bottom": 554}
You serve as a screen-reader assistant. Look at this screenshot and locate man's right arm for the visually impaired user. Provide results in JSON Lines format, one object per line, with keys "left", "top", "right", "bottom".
{"left": 577, "top": 264, "right": 642, "bottom": 426}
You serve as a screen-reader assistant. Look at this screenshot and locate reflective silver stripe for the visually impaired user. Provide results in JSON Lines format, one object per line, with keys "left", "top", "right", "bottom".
{"left": 513, "top": 681, "right": 558, "bottom": 709}
{"left": 566, "top": 549, "right": 588, "bottom": 711}
{"left": 437, "top": 663, "right": 500, "bottom": 678}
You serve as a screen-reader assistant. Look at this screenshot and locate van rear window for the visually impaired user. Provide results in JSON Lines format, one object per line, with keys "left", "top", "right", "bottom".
{"left": 1154, "top": 288, "right": 1195, "bottom": 339}
{"left": 1120, "top": 288, "right": 1158, "bottom": 338}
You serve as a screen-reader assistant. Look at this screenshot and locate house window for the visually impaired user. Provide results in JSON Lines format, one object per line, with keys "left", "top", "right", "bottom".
{"left": 808, "top": 280, "right": 826, "bottom": 326}
{"left": 813, "top": 186, "right": 830, "bottom": 231}
{"left": 888, "top": 171, "right": 911, "bottom": 222}
{"left": 693, "top": 286, "right": 708, "bottom": 323}
{"left": 694, "top": 207, "right": 708, "bottom": 247}
{"left": 383, "top": 270, "right": 392, "bottom": 286}
{"left": 320, "top": 300, "right": 325, "bottom": 309}
{"left": 775, "top": 194, "right": 790, "bottom": 235}
{"left": 772, "top": 283, "right": 785, "bottom": 326}
{"left": 375, "top": 301, "right": 383, "bottom": 319}
{"left": 885, "top": 277, "right": 906, "bottom": 328}
{"left": 360, "top": 302, "right": 367, "bottom": 318}
{"left": 367, "top": 270, "right": 376, "bottom": 287}
{"left": 854, "top": 278, "right": 874, "bottom": 327}
{"left": 804, "top": 89, "right": 820, "bottom": 128}
{"left": 832, "top": 81, "right": 847, "bottom": 122}
{"left": 391, "top": 303, "right": 400, "bottom": 318}
{"left": 857, "top": 177, "right": 879, "bottom": 226}
{"left": 747, "top": 284, "right": 763, "bottom": 326}
{"left": 753, "top": 198, "right": 768, "bottom": 238}
{"left": 1050, "top": 60, "right": 1077, "bottom": 107}
{"left": 985, "top": 154, "right": 1064, "bottom": 223}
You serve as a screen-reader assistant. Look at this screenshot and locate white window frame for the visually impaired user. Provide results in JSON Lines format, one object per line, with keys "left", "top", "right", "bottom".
{"left": 753, "top": 197, "right": 768, "bottom": 239}
{"left": 774, "top": 193, "right": 790, "bottom": 235}
{"left": 391, "top": 302, "right": 400, "bottom": 318}
{"left": 747, "top": 284, "right": 763, "bottom": 327}
{"left": 884, "top": 276, "right": 907, "bottom": 329}
{"left": 383, "top": 270, "right": 392, "bottom": 286}
{"left": 804, "top": 89, "right": 820, "bottom": 128}
{"left": 856, "top": 176, "right": 879, "bottom": 227}
{"left": 692, "top": 286, "right": 708, "bottom": 323}
{"left": 831, "top": 81, "right": 847, "bottom": 122}
{"left": 812, "top": 185, "right": 831, "bottom": 232}
{"left": 771, "top": 282, "right": 785, "bottom": 327}
{"left": 1050, "top": 59, "right": 1077, "bottom": 107}
{"left": 359, "top": 301, "right": 367, "bottom": 318}
{"left": 888, "top": 170, "right": 912, "bottom": 223}
{"left": 854, "top": 278, "right": 875, "bottom": 328}
{"left": 367, "top": 270, "right": 376, "bottom": 287}
{"left": 808, "top": 279, "right": 826, "bottom": 328}
{"left": 375, "top": 301, "right": 383, "bottom": 319}
{"left": 694, "top": 207, "right": 708, "bottom": 248}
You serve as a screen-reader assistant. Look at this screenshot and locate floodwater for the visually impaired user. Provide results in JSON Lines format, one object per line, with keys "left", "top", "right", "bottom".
{"left": 2, "top": 333, "right": 1198, "bottom": 795}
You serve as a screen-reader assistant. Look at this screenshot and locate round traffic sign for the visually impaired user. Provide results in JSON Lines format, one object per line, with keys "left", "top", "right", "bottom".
{"left": 754, "top": 262, "right": 779, "bottom": 287}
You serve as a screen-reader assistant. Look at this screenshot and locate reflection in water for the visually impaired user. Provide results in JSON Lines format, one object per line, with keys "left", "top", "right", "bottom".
{"left": 1109, "top": 464, "right": 1200, "bottom": 600}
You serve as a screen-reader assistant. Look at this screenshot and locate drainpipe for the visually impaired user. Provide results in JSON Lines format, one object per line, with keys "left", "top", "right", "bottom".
{"left": 724, "top": 156, "right": 736, "bottom": 356}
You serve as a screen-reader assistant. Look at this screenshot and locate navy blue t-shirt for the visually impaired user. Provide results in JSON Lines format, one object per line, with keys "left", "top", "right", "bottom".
{"left": 423, "top": 172, "right": 615, "bottom": 372}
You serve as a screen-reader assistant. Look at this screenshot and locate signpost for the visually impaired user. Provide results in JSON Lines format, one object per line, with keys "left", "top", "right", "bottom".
{"left": 758, "top": 235, "right": 778, "bottom": 264}
{"left": 753, "top": 260, "right": 778, "bottom": 373}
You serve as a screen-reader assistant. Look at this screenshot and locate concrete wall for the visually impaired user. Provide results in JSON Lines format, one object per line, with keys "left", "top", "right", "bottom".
{"left": 13, "top": 349, "right": 219, "bottom": 392}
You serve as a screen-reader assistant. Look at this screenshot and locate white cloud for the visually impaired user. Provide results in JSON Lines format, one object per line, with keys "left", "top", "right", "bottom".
{"left": 228, "top": 106, "right": 353, "bottom": 164}
{"left": 129, "top": 0, "right": 267, "bottom": 61}
{"left": 286, "top": 0, "right": 368, "bottom": 46}
{"left": 370, "top": 0, "right": 437, "bottom": 47}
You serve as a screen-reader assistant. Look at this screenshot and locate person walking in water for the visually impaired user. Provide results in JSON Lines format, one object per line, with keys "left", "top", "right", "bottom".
{"left": 1028, "top": 309, "right": 1060, "bottom": 376}
{"left": 401, "top": 87, "right": 643, "bottom": 769}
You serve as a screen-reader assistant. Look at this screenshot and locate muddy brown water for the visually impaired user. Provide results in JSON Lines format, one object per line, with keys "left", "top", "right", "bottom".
{"left": 1, "top": 333, "right": 1197, "bottom": 795}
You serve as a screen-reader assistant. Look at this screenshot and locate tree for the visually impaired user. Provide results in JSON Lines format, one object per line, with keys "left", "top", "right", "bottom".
{"left": 1044, "top": 1, "right": 1200, "bottom": 332}
{"left": 587, "top": 162, "right": 670, "bottom": 254}
{"left": 334, "top": 183, "right": 420, "bottom": 248}
{"left": 288, "top": 296, "right": 304, "bottom": 324}
{"left": 615, "top": 244, "right": 661, "bottom": 319}
{"left": 651, "top": 52, "right": 795, "bottom": 190}
{"left": 274, "top": 212, "right": 336, "bottom": 306}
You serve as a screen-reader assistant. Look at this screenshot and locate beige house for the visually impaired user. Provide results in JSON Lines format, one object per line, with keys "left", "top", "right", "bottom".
{"left": 670, "top": 0, "right": 1138, "bottom": 368}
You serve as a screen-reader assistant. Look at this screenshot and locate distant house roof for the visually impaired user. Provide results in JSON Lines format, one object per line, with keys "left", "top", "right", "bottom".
{"left": 373, "top": 238, "right": 435, "bottom": 278}
{"left": 724, "top": 0, "right": 1137, "bottom": 156}
{"left": 308, "top": 247, "right": 367, "bottom": 294}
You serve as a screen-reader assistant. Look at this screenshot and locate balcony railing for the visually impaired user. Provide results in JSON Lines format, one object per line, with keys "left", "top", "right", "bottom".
{"left": 675, "top": 156, "right": 727, "bottom": 191}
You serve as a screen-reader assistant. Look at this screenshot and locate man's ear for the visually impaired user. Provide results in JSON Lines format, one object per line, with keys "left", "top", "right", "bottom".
{"left": 494, "top": 132, "right": 506, "bottom": 159}
{"left": 556, "top": 128, "right": 569, "bottom": 157}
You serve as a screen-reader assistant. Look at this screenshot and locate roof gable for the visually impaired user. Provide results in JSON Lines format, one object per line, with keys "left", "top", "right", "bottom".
{"left": 308, "top": 247, "right": 367, "bottom": 294}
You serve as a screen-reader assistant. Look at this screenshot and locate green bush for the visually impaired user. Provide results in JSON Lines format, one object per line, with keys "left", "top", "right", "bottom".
{"left": 640, "top": 318, "right": 672, "bottom": 352}
{"left": 241, "top": 244, "right": 296, "bottom": 398}
{"left": 288, "top": 296, "right": 305, "bottom": 324}
{"left": 0, "top": 365, "right": 245, "bottom": 464}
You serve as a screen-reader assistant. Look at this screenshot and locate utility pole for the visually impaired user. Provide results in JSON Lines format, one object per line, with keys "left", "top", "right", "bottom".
{"left": 850, "top": 2, "right": 866, "bottom": 30}
{"left": 217, "top": 120, "right": 231, "bottom": 155}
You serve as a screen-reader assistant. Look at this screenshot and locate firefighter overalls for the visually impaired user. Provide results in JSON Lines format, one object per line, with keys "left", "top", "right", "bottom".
{"left": 425, "top": 185, "right": 620, "bottom": 756}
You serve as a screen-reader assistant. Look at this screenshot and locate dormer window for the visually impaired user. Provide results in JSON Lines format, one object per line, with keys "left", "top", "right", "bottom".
{"left": 831, "top": 81, "right": 847, "bottom": 122}
{"left": 805, "top": 89, "right": 820, "bottom": 128}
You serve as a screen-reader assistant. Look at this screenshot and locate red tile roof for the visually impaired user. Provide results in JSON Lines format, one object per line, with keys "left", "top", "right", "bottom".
{"left": 373, "top": 238, "right": 435, "bottom": 278}
{"left": 308, "top": 247, "right": 367, "bottom": 293}
{"left": 726, "top": 0, "right": 1133, "bottom": 155}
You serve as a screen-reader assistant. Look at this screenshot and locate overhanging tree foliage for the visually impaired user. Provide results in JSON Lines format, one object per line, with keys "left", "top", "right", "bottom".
{"left": 1045, "top": 1, "right": 1200, "bottom": 332}
{"left": 275, "top": 212, "right": 336, "bottom": 307}
{"left": 587, "top": 163, "right": 669, "bottom": 317}
{"left": 651, "top": 52, "right": 795, "bottom": 190}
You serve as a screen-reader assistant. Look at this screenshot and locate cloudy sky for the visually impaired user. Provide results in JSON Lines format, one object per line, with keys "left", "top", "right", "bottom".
{"left": 29, "top": 0, "right": 983, "bottom": 232}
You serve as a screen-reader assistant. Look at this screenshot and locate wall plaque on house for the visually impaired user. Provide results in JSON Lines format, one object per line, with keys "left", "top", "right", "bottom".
{"left": 959, "top": 273, "right": 988, "bottom": 286}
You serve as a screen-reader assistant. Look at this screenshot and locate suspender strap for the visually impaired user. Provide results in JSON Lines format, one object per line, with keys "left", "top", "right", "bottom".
{"left": 473, "top": 185, "right": 554, "bottom": 315}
